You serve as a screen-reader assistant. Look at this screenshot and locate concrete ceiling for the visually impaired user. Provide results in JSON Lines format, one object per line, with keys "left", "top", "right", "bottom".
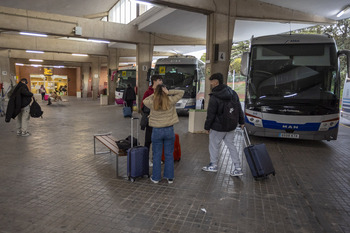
{"left": 0, "top": 0, "right": 349, "bottom": 58}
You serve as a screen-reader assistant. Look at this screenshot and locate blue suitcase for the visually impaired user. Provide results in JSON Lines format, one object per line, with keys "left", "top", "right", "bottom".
{"left": 243, "top": 128, "right": 275, "bottom": 180}
{"left": 127, "top": 117, "right": 149, "bottom": 182}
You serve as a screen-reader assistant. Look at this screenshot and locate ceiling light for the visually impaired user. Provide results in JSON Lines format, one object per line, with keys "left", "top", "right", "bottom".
{"left": 31, "top": 64, "right": 42, "bottom": 67}
{"left": 26, "top": 50, "right": 44, "bottom": 54}
{"left": 29, "top": 59, "right": 43, "bottom": 62}
{"left": 53, "top": 66, "right": 65, "bottom": 68}
{"left": 337, "top": 5, "right": 350, "bottom": 17}
{"left": 72, "top": 53, "right": 88, "bottom": 56}
{"left": 15, "top": 63, "right": 24, "bottom": 66}
{"left": 88, "top": 39, "right": 110, "bottom": 44}
{"left": 20, "top": 32, "right": 48, "bottom": 37}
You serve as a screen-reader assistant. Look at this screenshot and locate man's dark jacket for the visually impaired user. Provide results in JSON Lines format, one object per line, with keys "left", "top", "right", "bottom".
{"left": 123, "top": 86, "right": 136, "bottom": 102}
{"left": 5, "top": 82, "right": 33, "bottom": 122}
{"left": 204, "top": 84, "right": 244, "bottom": 132}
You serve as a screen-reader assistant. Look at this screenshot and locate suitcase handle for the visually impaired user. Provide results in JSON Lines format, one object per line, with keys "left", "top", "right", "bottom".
{"left": 243, "top": 127, "right": 252, "bottom": 147}
{"left": 131, "top": 117, "right": 139, "bottom": 148}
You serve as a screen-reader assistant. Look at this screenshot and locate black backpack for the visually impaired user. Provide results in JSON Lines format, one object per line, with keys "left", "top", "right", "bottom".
{"left": 30, "top": 98, "right": 43, "bottom": 118}
{"left": 220, "top": 98, "right": 238, "bottom": 131}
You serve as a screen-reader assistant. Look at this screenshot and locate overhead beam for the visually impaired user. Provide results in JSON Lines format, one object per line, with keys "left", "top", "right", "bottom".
{"left": 0, "top": 6, "right": 205, "bottom": 46}
{"left": 8, "top": 50, "right": 104, "bottom": 63}
{"left": 143, "top": 0, "right": 335, "bottom": 24}
{"left": 0, "top": 34, "right": 109, "bottom": 56}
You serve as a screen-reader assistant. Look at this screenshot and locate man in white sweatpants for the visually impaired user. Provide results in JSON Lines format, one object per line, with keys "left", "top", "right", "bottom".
{"left": 202, "top": 73, "right": 245, "bottom": 177}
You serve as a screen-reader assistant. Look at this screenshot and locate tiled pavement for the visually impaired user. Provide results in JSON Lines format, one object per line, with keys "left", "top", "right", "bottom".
{"left": 0, "top": 97, "right": 349, "bottom": 233}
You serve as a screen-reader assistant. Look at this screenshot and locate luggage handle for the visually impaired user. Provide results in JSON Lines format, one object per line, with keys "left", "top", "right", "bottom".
{"left": 243, "top": 127, "right": 252, "bottom": 147}
{"left": 131, "top": 117, "right": 139, "bottom": 148}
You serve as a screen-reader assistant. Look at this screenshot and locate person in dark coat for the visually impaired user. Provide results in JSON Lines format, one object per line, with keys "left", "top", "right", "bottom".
{"left": 202, "top": 73, "right": 245, "bottom": 176}
{"left": 5, "top": 78, "right": 33, "bottom": 136}
{"left": 122, "top": 83, "right": 136, "bottom": 113}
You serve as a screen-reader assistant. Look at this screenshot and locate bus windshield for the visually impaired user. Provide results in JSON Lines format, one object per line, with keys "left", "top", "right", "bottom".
{"left": 247, "top": 43, "right": 339, "bottom": 113}
{"left": 116, "top": 70, "right": 136, "bottom": 91}
{"left": 155, "top": 64, "right": 197, "bottom": 98}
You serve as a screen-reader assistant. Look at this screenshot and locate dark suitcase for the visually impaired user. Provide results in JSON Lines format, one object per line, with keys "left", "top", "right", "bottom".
{"left": 127, "top": 117, "right": 149, "bottom": 182}
{"left": 243, "top": 128, "right": 275, "bottom": 180}
{"left": 162, "top": 133, "right": 181, "bottom": 162}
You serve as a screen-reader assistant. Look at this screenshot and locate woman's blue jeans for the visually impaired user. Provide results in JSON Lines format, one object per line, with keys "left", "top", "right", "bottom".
{"left": 151, "top": 126, "right": 175, "bottom": 181}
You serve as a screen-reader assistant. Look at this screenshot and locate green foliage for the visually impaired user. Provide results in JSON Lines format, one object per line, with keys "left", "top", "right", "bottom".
{"left": 229, "top": 41, "right": 250, "bottom": 80}
{"left": 200, "top": 53, "right": 206, "bottom": 63}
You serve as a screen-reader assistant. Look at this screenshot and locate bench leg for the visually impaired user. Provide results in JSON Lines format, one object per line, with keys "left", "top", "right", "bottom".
{"left": 94, "top": 136, "right": 113, "bottom": 155}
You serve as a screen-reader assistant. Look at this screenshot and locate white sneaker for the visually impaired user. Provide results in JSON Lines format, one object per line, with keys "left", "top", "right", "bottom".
{"left": 167, "top": 179, "right": 174, "bottom": 184}
{"left": 230, "top": 169, "right": 243, "bottom": 177}
{"left": 202, "top": 163, "right": 218, "bottom": 172}
{"left": 150, "top": 177, "right": 159, "bottom": 184}
{"left": 17, "top": 130, "right": 22, "bottom": 136}
{"left": 21, "top": 131, "right": 31, "bottom": 137}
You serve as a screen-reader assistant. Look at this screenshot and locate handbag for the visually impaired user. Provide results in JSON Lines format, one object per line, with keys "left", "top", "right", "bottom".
{"left": 140, "top": 105, "right": 150, "bottom": 130}
{"left": 140, "top": 113, "right": 149, "bottom": 130}
{"left": 123, "top": 102, "right": 132, "bottom": 117}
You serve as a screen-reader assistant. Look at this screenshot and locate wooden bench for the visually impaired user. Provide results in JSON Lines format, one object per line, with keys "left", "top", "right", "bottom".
{"left": 93, "top": 132, "right": 125, "bottom": 177}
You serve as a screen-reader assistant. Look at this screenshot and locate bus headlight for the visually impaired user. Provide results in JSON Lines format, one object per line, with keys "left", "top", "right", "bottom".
{"left": 246, "top": 114, "right": 263, "bottom": 127}
{"left": 319, "top": 118, "right": 339, "bottom": 131}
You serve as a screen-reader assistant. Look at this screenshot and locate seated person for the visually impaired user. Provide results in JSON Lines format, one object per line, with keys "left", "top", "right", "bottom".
{"left": 47, "top": 92, "right": 62, "bottom": 105}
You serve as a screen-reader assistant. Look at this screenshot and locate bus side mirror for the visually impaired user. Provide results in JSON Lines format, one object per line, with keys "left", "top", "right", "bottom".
{"left": 194, "top": 70, "right": 198, "bottom": 82}
{"left": 147, "top": 68, "right": 153, "bottom": 82}
{"left": 338, "top": 50, "right": 350, "bottom": 80}
{"left": 241, "top": 52, "right": 249, "bottom": 76}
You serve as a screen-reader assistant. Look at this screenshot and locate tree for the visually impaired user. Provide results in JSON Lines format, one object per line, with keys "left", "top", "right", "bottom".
{"left": 229, "top": 41, "right": 249, "bottom": 81}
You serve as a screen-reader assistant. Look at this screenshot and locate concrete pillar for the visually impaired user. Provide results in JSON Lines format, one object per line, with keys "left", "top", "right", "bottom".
{"left": 76, "top": 67, "right": 81, "bottom": 97}
{"left": 91, "top": 58, "right": 101, "bottom": 100}
{"left": 136, "top": 38, "right": 154, "bottom": 111}
{"left": 107, "top": 48, "right": 119, "bottom": 105}
{"left": 0, "top": 50, "right": 14, "bottom": 91}
{"left": 205, "top": 13, "right": 235, "bottom": 109}
{"left": 82, "top": 63, "right": 90, "bottom": 98}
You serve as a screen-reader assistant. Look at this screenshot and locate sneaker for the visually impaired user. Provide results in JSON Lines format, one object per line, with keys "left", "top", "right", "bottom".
{"left": 150, "top": 177, "right": 159, "bottom": 184}
{"left": 17, "top": 130, "right": 22, "bottom": 136}
{"left": 167, "top": 179, "right": 174, "bottom": 184}
{"left": 202, "top": 163, "right": 218, "bottom": 172}
{"left": 149, "top": 161, "right": 153, "bottom": 167}
{"left": 21, "top": 131, "right": 31, "bottom": 137}
{"left": 230, "top": 169, "right": 243, "bottom": 177}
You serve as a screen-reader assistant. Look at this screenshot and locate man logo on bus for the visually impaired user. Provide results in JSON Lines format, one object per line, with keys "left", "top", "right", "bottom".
{"left": 282, "top": 125, "right": 299, "bottom": 129}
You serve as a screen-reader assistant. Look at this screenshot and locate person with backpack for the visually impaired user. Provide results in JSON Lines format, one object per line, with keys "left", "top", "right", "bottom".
{"left": 5, "top": 78, "right": 33, "bottom": 136}
{"left": 39, "top": 85, "right": 46, "bottom": 100}
{"left": 122, "top": 83, "right": 136, "bottom": 113}
{"left": 202, "top": 73, "right": 245, "bottom": 176}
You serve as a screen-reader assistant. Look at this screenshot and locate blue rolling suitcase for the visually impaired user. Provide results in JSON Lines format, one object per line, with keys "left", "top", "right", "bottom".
{"left": 243, "top": 128, "right": 275, "bottom": 180}
{"left": 127, "top": 117, "right": 149, "bottom": 182}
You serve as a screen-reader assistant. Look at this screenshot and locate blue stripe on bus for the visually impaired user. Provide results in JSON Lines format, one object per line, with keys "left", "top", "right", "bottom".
{"left": 343, "top": 108, "right": 350, "bottom": 113}
{"left": 184, "top": 105, "right": 196, "bottom": 109}
{"left": 245, "top": 116, "right": 338, "bottom": 131}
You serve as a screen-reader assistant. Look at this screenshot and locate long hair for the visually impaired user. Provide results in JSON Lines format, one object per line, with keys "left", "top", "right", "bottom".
{"left": 153, "top": 85, "right": 170, "bottom": 111}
